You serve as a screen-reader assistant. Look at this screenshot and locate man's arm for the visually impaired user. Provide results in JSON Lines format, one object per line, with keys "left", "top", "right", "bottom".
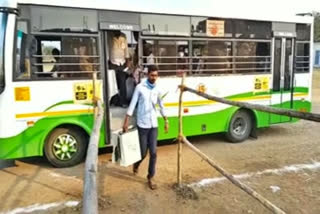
{"left": 123, "top": 36, "right": 130, "bottom": 68}
{"left": 123, "top": 86, "right": 139, "bottom": 132}
{"left": 158, "top": 92, "right": 169, "bottom": 133}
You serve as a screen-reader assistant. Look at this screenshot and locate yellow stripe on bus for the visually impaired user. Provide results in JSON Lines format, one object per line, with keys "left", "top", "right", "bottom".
{"left": 15, "top": 92, "right": 308, "bottom": 118}
{"left": 163, "top": 93, "right": 308, "bottom": 107}
{"left": 16, "top": 109, "right": 94, "bottom": 119}
{"left": 293, "top": 92, "right": 308, "bottom": 97}
{"left": 164, "top": 95, "right": 271, "bottom": 107}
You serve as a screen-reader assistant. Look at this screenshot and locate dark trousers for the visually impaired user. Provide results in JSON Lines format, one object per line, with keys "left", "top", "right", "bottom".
{"left": 110, "top": 63, "right": 127, "bottom": 105}
{"left": 134, "top": 127, "right": 158, "bottom": 179}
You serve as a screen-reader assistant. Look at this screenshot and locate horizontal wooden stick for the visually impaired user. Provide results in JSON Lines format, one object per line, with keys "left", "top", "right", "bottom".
{"left": 182, "top": 86, "right": 320, "bottom": 122}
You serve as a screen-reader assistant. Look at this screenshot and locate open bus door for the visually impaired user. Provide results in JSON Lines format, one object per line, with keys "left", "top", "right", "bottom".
{"left": 270, "top": 31, "right": 296, "bottom": 124}
{"left": 100, "top": 21, "right": 141, "bottom": 144}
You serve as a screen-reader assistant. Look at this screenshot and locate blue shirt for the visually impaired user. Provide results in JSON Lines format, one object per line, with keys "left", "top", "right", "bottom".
{"left": 127, "top": 80, "right": 166, "bottom": 128}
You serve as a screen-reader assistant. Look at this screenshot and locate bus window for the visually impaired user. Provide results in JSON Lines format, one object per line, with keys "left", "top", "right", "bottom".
{"left": 191, "top": 40, "right": 233, "bottom": 74}
{"left": 191, "top": 40, "right": 207, "bottom": 74}
{"left": 15, "top": 30, "right": 25, "bottom": 78}
{"left": 235, "top": 41, "right": 271, "bottom": 73}
{"left": 30, "top": 6, "right": 98, "bottom": 33}
{"left": 141, "top": 14, "right": 190, "bottom": 36}
{"left": 157, "top": 40, "right": 177, "bottom": 75}
{"left": 207, "top": 41, "right": 232, "bottom": 74}
{"left": 34, "top": 36, "right": 100, "bottom": 79}
{"left": 140, "top": 39, "right": 156, "bottom": 73}
{"left": 234, "top": 20, "right": 272, "bottom": 39}
{"left": 0, "top": 13, "right": 7, "bottom": 91}
{"left": 15, "top": 20, "right": 37, "bottom": 80}
{"left": 40, "top": 40, "right": 61, "bottom": 73}
{"left": 295, "top": 24, "right": 311, "bottom": 73}
{"left": 296, "top": 24, "right": 311, "bottom": 41}
{"left": 295, "top": 42, "right": 310, "bottom": 73}
{"left": 141, "top": 40, "right": 190, "bottom": 76}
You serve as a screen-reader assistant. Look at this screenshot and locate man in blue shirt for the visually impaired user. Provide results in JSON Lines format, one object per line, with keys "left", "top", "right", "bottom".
{"left": 123, "top": 65, "right": 169, "bottom": 190}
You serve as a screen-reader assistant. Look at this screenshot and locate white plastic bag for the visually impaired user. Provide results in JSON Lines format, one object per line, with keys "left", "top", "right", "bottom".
{"left": 112, "top": 129, "right": 141, "bottom": 167}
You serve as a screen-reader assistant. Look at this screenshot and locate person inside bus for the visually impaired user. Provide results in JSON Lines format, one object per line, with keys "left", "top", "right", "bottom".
{"left": 141, "top": 43, "right": 155, "bottom": 75}
{"left": 177, "top": 46, "right": 188, "bottom": 72}
{"left": 108, "top": 30, "right": 130, "bottom": 108}
{"left": 50, "top": 48, "right": 63, "bottom": 77}
{"left": 79, "top": 41, "right": 94, "bottom": 78}
{"left": 192, "top": 47, "right": 204, "bottom": 74}
{"left": 144, "top": 43, "right": 155, "bottom": 65}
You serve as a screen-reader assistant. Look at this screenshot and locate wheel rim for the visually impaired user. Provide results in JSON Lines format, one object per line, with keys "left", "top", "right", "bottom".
{"left": 52, "top": 134, "right": 78, "bottom": 161}
{"left": 232, "top": 117, "right": 247, "bottom": 136}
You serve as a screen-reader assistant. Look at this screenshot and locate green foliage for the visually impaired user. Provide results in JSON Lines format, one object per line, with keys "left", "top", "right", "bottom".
{"left": 315, "top": 14, "right": 320, "bottom": 42}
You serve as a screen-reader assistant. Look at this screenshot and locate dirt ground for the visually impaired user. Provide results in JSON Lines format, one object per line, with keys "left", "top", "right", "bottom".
{"left": 0, "top": 70, "right": 320, "bottom": 214}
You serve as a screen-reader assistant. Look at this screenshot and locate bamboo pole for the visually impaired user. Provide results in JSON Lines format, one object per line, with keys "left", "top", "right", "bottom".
{"left": 82, "top": 72, "right": 102, "bottom": 214}
{"left": 92, "top": 71, "right": 98, "bottom": 110}
{"left": 82, "top": 100, "right": 104, "bottom": 214}
{"left": 181, "top": 136, "right": 286, "bottom": 214}
{"left": 177, "top": 73, "right": 186, "bottom": 186}
{"left": 181, "top": 86, "right": 320, "bottom": 122}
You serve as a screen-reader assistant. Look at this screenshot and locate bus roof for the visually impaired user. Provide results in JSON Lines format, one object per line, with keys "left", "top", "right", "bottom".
{"left": 14, "top": 0, "right": 313, "bottom": 24}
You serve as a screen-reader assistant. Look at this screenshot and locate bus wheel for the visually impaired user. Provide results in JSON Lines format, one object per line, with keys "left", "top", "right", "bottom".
{"left": 226, "top": 110, "right": 252, "bottom": 143}
{"left": 45, "top": 127, "right": 87, "bottom": 168}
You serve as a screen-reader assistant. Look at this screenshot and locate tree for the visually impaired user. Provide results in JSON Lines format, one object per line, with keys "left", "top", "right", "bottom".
{"left": 315, "top": 13, "right": 320, "bottom": 42}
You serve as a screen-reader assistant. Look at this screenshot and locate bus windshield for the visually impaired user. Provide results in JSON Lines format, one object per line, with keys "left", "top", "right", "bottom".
{"left": 0, "top": 13, "right": 7, "bottom": 93}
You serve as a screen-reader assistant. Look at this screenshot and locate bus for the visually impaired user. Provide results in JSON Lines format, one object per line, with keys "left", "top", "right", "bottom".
{"left": 0, "top": 0, "right": 313, "bottom": 167}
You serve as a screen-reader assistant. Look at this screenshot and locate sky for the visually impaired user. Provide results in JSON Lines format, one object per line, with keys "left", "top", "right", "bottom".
{"left": 130, "top": 0, "right": 320, "bottom": 16}
{"left": 90, "top": 0, "right": 320, "bottom": 22}
{"left": 5, "top": 0, "right": 320, "bottom": 18}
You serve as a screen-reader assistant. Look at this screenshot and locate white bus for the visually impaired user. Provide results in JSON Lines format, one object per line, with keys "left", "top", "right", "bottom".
{"left": 0, "top": 0, "right": 313, "bottom": 167}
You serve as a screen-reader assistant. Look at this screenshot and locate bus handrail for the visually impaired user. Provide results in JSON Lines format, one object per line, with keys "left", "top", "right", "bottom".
{"left": 33, "top": 71, "right": 100, "bottom": 74}
{"left": 141, "top": 56, "right": 271, "bottom": 59}
{"left": 151, "top": 67, "right": 271, "bottom": 73}
{"left": 142, "top": 62, "right": 271, "bottom": 66}
{"left": 33, "top": 63, "right": 100, "bottom": 66}
{"left": 32, "top": 55, "right": 100, "bottom": 58}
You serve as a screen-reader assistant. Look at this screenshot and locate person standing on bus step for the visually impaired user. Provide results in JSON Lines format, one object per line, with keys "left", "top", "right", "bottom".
{"left": 122, "top": 65, "right": 169, "bottom": 190}
{"left": 108, "top": 30, "right": 130, "bottom": 108}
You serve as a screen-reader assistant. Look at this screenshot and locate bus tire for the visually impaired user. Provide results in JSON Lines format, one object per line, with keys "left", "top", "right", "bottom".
{"left": 44, "top": 127, "right": 87, "bottom": 168}
{"left": 226, "top": 109, "right": 252, "bottom": 143}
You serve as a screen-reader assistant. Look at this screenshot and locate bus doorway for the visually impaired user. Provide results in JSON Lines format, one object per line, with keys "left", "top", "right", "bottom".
{"left": 101, "top": 25, "right": 141, "bottom": 139}
{"left": 270, "top": 35, "right": 295, "bottom": 123}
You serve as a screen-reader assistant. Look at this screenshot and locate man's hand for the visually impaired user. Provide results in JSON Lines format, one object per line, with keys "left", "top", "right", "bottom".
{"left": 123, "top": 123, "right": 128, "bottom": 133}
{"left": 123, "top": 115, "right": 130, "bottom": 133}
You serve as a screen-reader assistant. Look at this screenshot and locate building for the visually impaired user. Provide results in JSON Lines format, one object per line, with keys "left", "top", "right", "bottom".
{"left": 314, "top": 42, "right": 320, "bottom": 68}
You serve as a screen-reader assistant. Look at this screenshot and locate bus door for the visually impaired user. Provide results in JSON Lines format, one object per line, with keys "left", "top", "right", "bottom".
{"left": 270, "top": 34, "right": 295, "bottom": 124}
{"left": 100, "top": 21, "right": 141, "bottom": 143}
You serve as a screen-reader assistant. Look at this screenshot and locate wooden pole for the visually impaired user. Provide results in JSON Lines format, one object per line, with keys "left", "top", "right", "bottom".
{"left": 82, "top": 100, "right": 104, "bottom": 214}
{"left": 181, "top": 86, "right": 320, "bottom": 122}
{"left": 177, "top": 73, "right": 186, "bottom": 186}
{"left": 181, "top": 136, "right": 286, "bottom": 214}
{"left": 92, "top": 71, "right": 98, "bottom": 110}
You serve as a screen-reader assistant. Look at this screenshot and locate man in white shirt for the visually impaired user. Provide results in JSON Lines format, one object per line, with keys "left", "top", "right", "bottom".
{"left": 123, "top": 65, "right": 169, "bottom": 190}
{"left": 108, "top": 31, "right": 130, "bottom": 107}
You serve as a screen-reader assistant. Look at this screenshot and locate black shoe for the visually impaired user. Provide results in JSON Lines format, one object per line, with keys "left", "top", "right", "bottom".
{"left": 147, "top": 178, "right": 157, "bottom": 190}
{"left": 121, "top": 104, "right": 128, "bottom": 108}
{"left": 133, "top": 165, "right": 138, "bottom": 175}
